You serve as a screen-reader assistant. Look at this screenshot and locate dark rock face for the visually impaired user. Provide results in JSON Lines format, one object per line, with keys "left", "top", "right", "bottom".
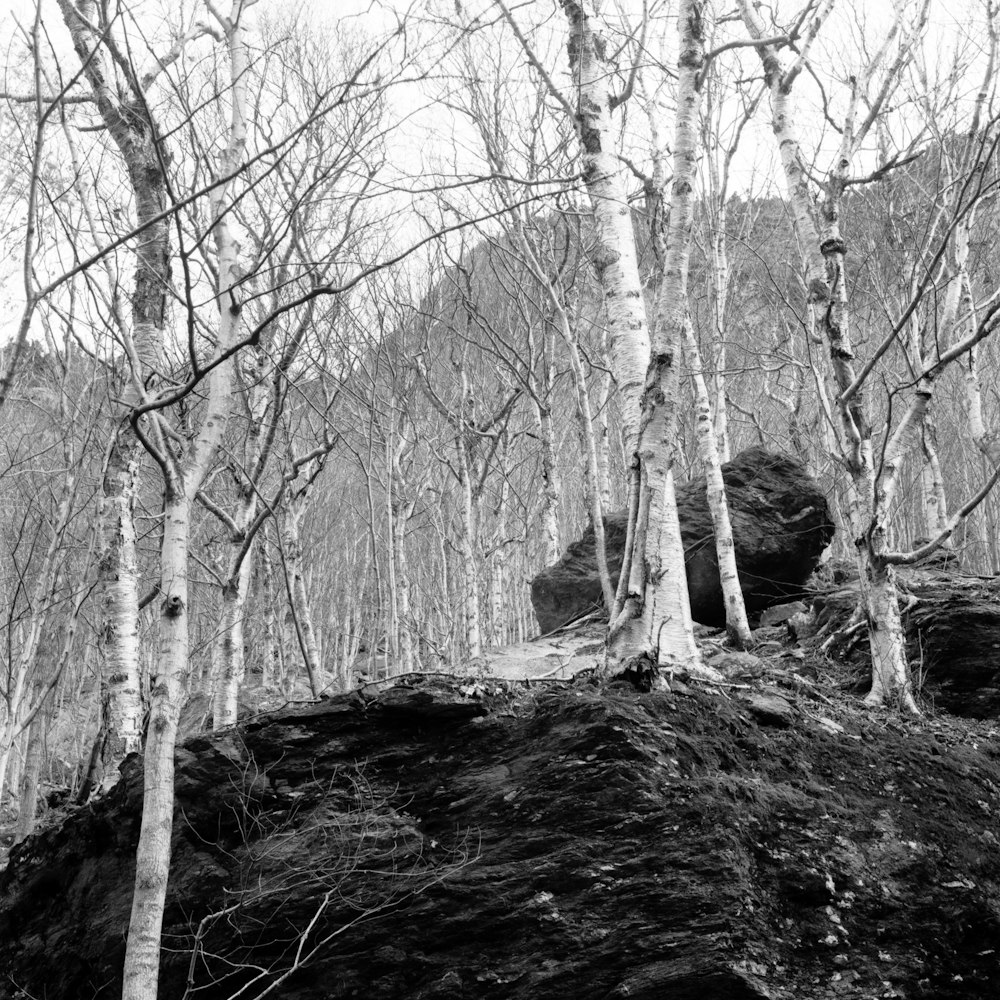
{"left": 531, "top": 448, "right": 835, "bottom": 633}
{"left": 815, "top": 573, "right": 1000, "bottom": 718}
{"left": 3, "top": 679, "right": 1000, "bottom": 999}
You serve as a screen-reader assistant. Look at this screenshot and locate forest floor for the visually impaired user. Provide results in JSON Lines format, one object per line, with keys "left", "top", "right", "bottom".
{"left": 2, "top": 622, "right": 1000, "bottom": 998}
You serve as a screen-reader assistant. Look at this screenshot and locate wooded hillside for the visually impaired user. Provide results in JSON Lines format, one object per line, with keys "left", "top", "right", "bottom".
{"left": 3, "top": 1, "right": 1000, "bottom": 995}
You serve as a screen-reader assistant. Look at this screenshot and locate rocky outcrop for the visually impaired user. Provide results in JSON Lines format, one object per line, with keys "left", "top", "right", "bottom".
{"left": 3, "top": 675, "right": 1000, "bottom": 999}
{"left": 531, "top": 448, "right": 835, "bottom": 633}
{"left": 814, "top": 571, "right": 1000, "bottom": 718}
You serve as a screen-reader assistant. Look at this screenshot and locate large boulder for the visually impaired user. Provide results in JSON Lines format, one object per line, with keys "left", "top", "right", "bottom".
{"left": 531, "top": 448, "right": 835, "bottom": 633}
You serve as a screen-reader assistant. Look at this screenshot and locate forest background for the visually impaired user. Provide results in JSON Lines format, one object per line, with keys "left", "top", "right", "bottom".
{"left": 3, "top": 0, "right": 1000, "bottom": 991}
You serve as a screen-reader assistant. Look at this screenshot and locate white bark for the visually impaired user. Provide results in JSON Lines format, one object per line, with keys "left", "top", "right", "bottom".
{"left": 13, "top": 683, "right": 50, "bottom": 843}
{"left": 559, "top": 0, "right": 651, "bottom": 455}
{"left": 56, "top": 0, "right": 161, "bottom": 783}
{"left": 683, "top": 325, "right": 752, "bottom": 648}
{"left": 595, "top": 329, "right": 614, "bottom": 510}
{"left": 211, "top": 541, "right": 253, "bottom": 728}
{"left": 124, "top": 494, "right": 190, "bottom": 1000}
{"left": 530, "top": 324, "right": 562, "bottom": 566}
{"left": 259, "top": 524, "right": 282, "bottom": 688}
{"left": 121, "top": 5, "right": 245, "bottom": 996}
{"left": 864, "top": 559, "right": 918, "bottom": 713}
{"left": 456, "top": 432, "right": 483, "bottom": 660}
{"left": 741, "top": 0, "right": 927, "bottom": 711}
{"left": 709, "top": 205, "right": 731, "bottom": 463}
{"left": 280, "top": 494, "right": 323, "bottom": 695}
{"left": 921, "top": 425, "right": 949, "bottom": 542}
{"left": 392, "top": 494, "right": 417, "bottom": 672}
{"left": 97, "top": 442, "right": 144, "bottom": 781}
{"left": 609, "top": 0, "right": 705, "bottom": 672}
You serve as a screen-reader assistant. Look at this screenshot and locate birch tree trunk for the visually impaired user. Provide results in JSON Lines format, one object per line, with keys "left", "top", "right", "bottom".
{"left": 740, "top": 0, "right": 931, "bottom": 712}
{"left": 921, "top": 424, "right": 949, "bottom": 542}
{"left": 683, "top": 326, "right": 752, "bottom": 648}
{"left": 13, "top": 713, "right": 44, "bottom": 844}
{"left": 56, "top": 0, "right": 161, "bottom": 783}
{"left": 554, "top": 0, "right": 701, "bottom": 673}
{"left": 211, "top": 537, "right": 254, "bottom": 728}
{"left": 392, "top": 495, "right": 417, "bottom": 672}
{"left": 559, "top": 0, "right": 651, "bottom": 455}
{"left": 595, "top": 330, "right": 614, "bottom": 510}
{"left": 280, "top": 494, "right": 323, "bottom": 696}
{"left": 456, "top": 432, "right": 483, "bottom": 660}
{"left": 529, "top": 323, "right": 562, "bottom": 566}
{"left": 608, "top": 0, "right": 706, "bottom": 671}
{"left": 13, "top": 668, "right": 55, "bottom": 844}
{"left": 259, "top": 524, "right": 282, "bottom": 689}
{"left": 121, "top": 4, "right": 245, "bottom": 995}
{"left": 710, "top": 208, "right": 732, "bottom": 463}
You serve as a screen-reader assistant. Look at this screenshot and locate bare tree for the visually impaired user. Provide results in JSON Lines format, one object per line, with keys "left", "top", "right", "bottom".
{"left": 740, "top": 0, "right": 1000, "bottom": 711}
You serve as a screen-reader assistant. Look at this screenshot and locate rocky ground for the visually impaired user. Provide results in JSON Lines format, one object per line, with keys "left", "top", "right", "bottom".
{"left": 3, "top": 628, "right": 1000, "bottom": 999}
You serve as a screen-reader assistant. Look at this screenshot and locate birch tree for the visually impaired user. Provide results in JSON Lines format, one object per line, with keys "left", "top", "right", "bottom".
{"left": 628, "top": 8, "right": 753, "bottom": 651}
{"left": 740, "top": 0, "right": 1000, "bottom": 711}
{"left": 118, "top": 4, "right": 251, "bottom": 992}
{"left": 53, "top": 0, "right": 186, "bottom": 785}
{"left": 493, "top": 0, "right": 702, "bottom": 673}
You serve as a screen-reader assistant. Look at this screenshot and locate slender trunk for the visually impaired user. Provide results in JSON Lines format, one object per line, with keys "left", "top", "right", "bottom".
{"left": 710, "top": 202, "right": 731, "bottom": 463}
{"left": 97, "top": 448, "right": 144, "bottom": 777}
{"left": 457, "top": 437, "right": 482, "bottom": 660}
{"left": 210, "top": 474, "right": 257, "bottom": 727}
{"left": 595, "top": 347, "right": 613, "bottom": 508}
{"left": 338, "top": 609, "right": 354, "bottom": 689}
{"left": 864, "top": 556, "right": 918, "bottom": 711}
{"left": 281, "top": 499, "right": 322, "bottom": 695}
{"left": 393, "top": 503, "right": 416, "bottom": 672}
{"left": 921, "top": 425, "right": 949, "bottom": 541}
{"left": 211, "top": 550, "right": 253, "bottom": 728}
{"left": 122, "top": 4, "right": 244, "bottom": 992}
{"left": 0, "top": 664, "right": 28, "bottom": 809}
{"left": 741, "top": 0, "right": 918, "bottom": 710}
{"left": 0, "top": 741, "right": 13, "bottom": 816}
{"left": 293, "top": 572, "right": 322, "bottom": 689}
{"left": 57, "top": 0, "right": 169, "bottom": 780}
{"left": 259, "top": 532, "right": 279, "bottom": 688}
{"left": 534, "top": 367, "right": 562, "bottom": 566}
{"left": 683, "top": 325, "right": 752, "bottom": 648}
{"left": 14, "top": 696, "right": 48, "bottom": 844}
{"left": 489, "top": 553, "right": 504, "bottom": 647}
{"left": 568, "top": 336, "right": 616, "bottom": 615}
{"left": 385, "top": 453, "right": 400, "bottom": 667}
{"left": 123, "top": 492, "right": 189, "bottom": 1000}
{"left": 280, "top": 608, "right": 296, "bottom": 691}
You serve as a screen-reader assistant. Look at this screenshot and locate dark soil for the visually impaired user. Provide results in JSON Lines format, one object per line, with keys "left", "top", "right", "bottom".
{"left": 2, "top": 660, "right": 1000, "bottom": 999}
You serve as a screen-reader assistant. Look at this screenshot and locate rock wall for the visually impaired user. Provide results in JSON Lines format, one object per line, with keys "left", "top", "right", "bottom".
{"left": 3, "top": 678, "right": 1000, "bottom": 999}
{"left": 531, "top": 448, "right": 835, "bottom": 633}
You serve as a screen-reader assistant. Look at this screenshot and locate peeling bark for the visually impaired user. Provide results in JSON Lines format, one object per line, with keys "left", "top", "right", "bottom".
{"left": 559, "top": 0, "right": 651, "bottom": 454}
{"left": 609, "top": 0, "right": 706, "bottom": 671}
